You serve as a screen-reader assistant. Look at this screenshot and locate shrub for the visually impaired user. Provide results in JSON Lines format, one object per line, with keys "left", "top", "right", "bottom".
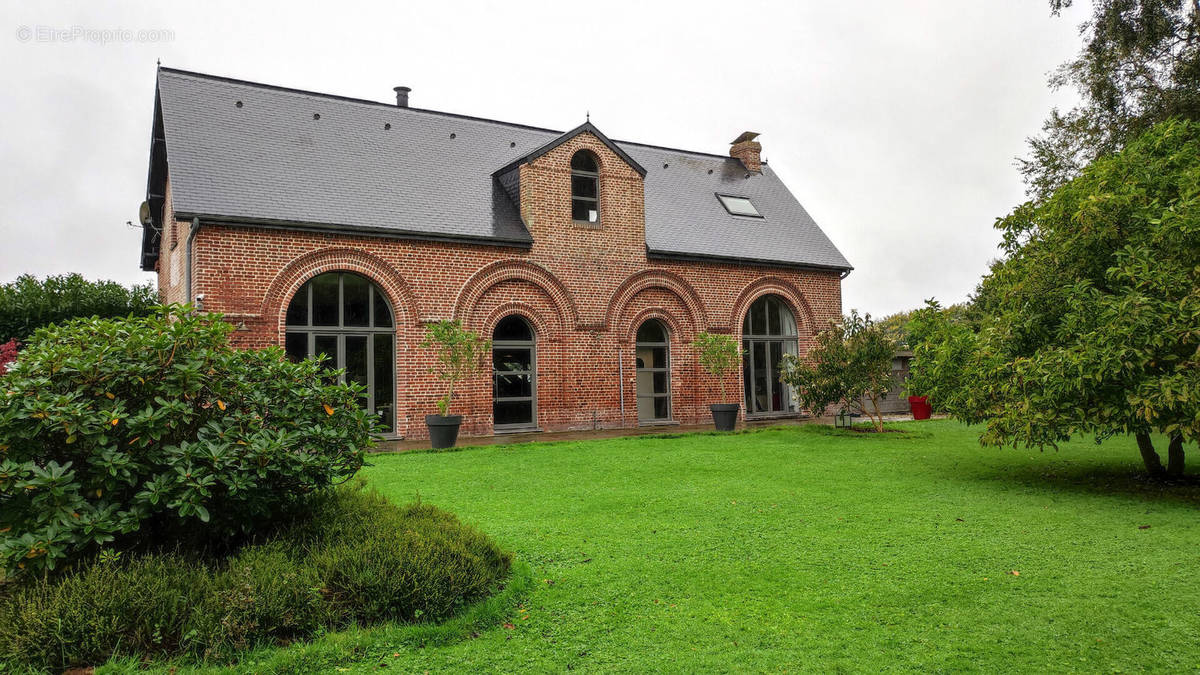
{"left": 0, "top": 487, "right": 514, "bottom": 671}
{"left": 692, "top": 332, "right": 742, "bottom": 402}
{"left": 419, "top": 320, "right": 490, "bottom": 415}
{"left": 0, "top": 307, "right": 376, "bottom": 577}
{"left": 0, "top": 273, "right": 157, "bottom": 343}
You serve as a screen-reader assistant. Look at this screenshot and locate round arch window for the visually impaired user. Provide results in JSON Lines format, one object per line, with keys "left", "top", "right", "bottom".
{"left": 492, "top": 315, "right": 537, "bottom": 429}
{"left": 635, "top": 319, "right": 671, "bottom": 421}
{"left": 284, "top": 271, "right": 395, "bottom": 433}
{"left": 742, "top": 294, "right": 798, "bottom": 415}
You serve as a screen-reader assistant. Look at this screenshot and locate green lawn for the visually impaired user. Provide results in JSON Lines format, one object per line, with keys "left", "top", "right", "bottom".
{"left": 164, "top": 420, "right": 1200, "bottom": 673}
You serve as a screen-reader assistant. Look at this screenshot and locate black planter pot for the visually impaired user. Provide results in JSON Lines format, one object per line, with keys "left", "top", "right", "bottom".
{"left": 426, "top": 414, "right": 463, "bottom": 449}
{"left": 710, "top": 403, "right": 740, "bottom": 431}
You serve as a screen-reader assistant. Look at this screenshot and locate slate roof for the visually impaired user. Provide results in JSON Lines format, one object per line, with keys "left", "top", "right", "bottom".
{"left": 143, "top": 67, "right": 851, "bottom": 273}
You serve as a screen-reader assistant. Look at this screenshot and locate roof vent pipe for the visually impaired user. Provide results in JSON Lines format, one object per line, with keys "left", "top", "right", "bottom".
{"left": 394, "top": 86, "right": 411, "bottom": 108}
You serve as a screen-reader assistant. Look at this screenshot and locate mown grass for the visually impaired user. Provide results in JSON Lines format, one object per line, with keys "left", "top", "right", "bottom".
{"left": 112, "top": 420, "right": 1200, "bottom": 673}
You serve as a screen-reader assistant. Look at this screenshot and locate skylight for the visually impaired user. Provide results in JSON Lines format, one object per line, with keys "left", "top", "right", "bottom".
{"left": 717, "top": 194, "right": 762, "bottom": 218}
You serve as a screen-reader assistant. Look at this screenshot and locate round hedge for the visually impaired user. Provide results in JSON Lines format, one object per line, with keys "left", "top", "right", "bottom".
{"left": 0, "top": 485, "right": 513, "bottom": 670}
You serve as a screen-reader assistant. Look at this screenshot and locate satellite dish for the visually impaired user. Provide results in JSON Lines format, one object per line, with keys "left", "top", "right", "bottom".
{"left": 138, "top": 200, "right": 152, "bottom": 226}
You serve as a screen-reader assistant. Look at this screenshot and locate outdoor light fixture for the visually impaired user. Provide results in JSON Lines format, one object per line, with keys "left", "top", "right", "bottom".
{"left": 835, "top": 409, "right": 851, "bottom": 429}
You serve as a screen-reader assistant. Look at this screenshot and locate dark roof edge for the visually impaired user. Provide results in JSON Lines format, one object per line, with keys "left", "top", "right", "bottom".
{"left": 157, "top": 66, "right": 732, "bottom": 162}
{"left": 492, "top": 121, "right": 648, "bottom": 177}
{"left": 179, "top": 212, "right": 534, "bottom": 249}
{"left": 647, "top": 248, "right": 853, "bottom": 275}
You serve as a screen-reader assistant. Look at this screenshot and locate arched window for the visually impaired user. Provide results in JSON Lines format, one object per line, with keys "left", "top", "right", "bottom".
{"left": 742, "top": 294, "right": 798, "bottom": 416}
{"left": 493, "top": 315, "right": 536, "bottom": 430}
{"left": 635, "top": 319, "right": 671, "bottom": 422}
{"left": 571, "top": 150, "right": 599, "bottom": 224}
{"left": 284, "top": 271, "right": 395, "bottom": 433}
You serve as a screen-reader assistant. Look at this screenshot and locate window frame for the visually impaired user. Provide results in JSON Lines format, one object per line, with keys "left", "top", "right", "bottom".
{"left": 571, "top": 151, "right": 601, "bottom": 225}
{"left": 492, "top": 315, "right": 538, "bottom": 432}
{"left": 716, "top": 193, "right": 764, "bottom": 218}
{"left": 635, "top": 319, "right": 672, "bottom": 423}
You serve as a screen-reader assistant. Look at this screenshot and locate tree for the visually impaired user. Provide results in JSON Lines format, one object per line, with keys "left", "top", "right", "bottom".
{"left": 692, "top": 332, "right": 742, "bottom": 402}
{"left": 1021, "top": 0, "right": 1200, "bottom": 199}
{"left": 904, "top": 300, "right": 985, "bottom": 414}
{"left": 919, "top": 120, "right": 1200, "bottom": 476}
{"left": 780, "top": 311, "right": 897, "bottom": 432}
{"left": 0, "top": 274, "right": 157, "bottom": 343}
{"left": 420, "top": 321, "right": 490, "bottom": 416}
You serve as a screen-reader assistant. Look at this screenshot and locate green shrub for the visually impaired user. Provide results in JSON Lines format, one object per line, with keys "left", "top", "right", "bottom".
{"left": 0, "top": 487, "right": 513, "bottom": 671}
{"left": 0, "top": 273, "right": 157, "bottom": 343}
{"left": 0, "top": 307, "right": 376, "bottom": 578}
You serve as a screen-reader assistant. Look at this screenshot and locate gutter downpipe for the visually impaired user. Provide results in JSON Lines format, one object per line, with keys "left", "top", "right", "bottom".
{"left": 185, "top": 217, "right": 201, "bottom": 307}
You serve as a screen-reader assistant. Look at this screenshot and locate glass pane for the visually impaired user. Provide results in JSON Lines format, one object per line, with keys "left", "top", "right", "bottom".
{"left": 373, "top": 335, "right": 394, "bottom": 432}
{"left": 571, "top": 151, "right": 597, "bottom": 172}
{"left": 650, "top": 347, "right": 667, "bottom": 370}
{"left": 780, "top": 304, "right": 797, "bottom": 336}
{"left": 343, "top": 275, "right": 370, "bottom": 327}
{"left": 637, "top": 395, "right": 654, "bottom": 421}
{"left": 571, "top": 174, "right": 597, "bottom": 199}
{"left": 285, "top": 287, "right": 308, "bottom": 326}
{"left": 636, "top": 370, "right": 653, "bottom": 398}
{"left": 314, "top": 335, "right": 338, "bottom": 366}
{"left": 769, "top": 341, "right": 784, "bottom": 412}
{"left": 719, "top": 195, "right": 761, "bottom": 217}
{"left": 373, "top": 288, "right": 393, "bottom": 328}
{"left": 493, "top": 315, "right": 532, "bottom": 342}
{"left": 494, "top": 400, "right": 533, "bottom": 426}
{"left": 572, "top": 198, "right": 598, "bottom": 222}
{"left": 768, "top": 297, "right": 782, "bottom": 335}
{"left": 285, "top": 332, "right": 307, "bottom": 362}
{"left": 750, "top": 298, "right": 767, "bottom": 335}
{"left": 636, "top": 320, "right": 665, "bottom": 343}
{"left": 311, "top": 274, "right": 340, "bottom": 326}
{"left": 345, "top": 335, "right": 368, "bottom": 393}
{"left": 753, "top": 342, "right": 768, "bottom": 412}
{"left": 493, "top": 347, "right": 532, "bottom": 372}
{"left": 652, "top": 371, "right": 668, "bottom": 394}
{"left": 495, "top": 373, "right": 532, "bottom": 398}
{"left": 654, "top": 396, "right": 670, "bottom": 419}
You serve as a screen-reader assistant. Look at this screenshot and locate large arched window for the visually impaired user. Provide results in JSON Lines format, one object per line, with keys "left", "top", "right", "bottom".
{"left": 285, "top": 272, "right": 395, "bottom": 433}
{"left": 493, "top": 315, "right": 536, "bottom": 430}
{"left": 635, "top": 319, "right": 671, "bottom": 422}
{"left": 742, "top": 294, "right": 798, "bottom": 416}
{"left": 570, "top": 150, "right": 599, "bottom": 224}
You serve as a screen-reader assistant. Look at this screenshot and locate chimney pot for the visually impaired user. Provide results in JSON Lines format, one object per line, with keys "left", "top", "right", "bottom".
{"left": 730, "top": 131, "right": 762, "bottom": 173}
{"left": 394, "top": 86, "right": 411, "bottom": 108}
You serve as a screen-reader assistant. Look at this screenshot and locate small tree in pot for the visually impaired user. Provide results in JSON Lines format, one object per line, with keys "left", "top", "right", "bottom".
{"left": 693, "top": 331, "right": 743, "bottom": 431}
{"left": 420, "top": 320, "right": 490, "bottom": 449}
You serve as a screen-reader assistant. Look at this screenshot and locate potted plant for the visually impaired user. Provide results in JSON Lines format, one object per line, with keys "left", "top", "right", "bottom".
{"left": 693, "top": 331, "right": 743, "bottom": 431}
{"left": 420, "top": 320, "right": 490, "bottom": 449}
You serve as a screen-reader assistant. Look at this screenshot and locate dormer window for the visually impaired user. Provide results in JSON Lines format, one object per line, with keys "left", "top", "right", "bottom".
{"left": 571, "top": 150, "right": 600, "bottom": 223}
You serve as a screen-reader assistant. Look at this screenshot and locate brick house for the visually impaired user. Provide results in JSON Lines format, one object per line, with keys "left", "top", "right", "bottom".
{"left": 140, "top": 67, "right": 852, "bottom": 439}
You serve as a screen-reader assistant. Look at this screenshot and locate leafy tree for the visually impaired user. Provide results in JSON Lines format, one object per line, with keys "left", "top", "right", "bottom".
{"left": 904, "top": 300, "right": 989, "bottom": 414}
{"left": 920, "top": 120, "right": 1199, "bottom": 476}
{"left": 780, "top": 311, "right": 897, "bottom": 432}
{"left": 692, "top": 332, "right": 742, "bottom": 402}
{"left": 0, "top": 274, "right": 157, "bottom": 343}
{"left": 419, "top": 321, "right": 490, "bottom": 416}
{"left": 1022, "top": 0, "right": 1200, "bottom": 198}
{"left": 0, "top": 307, "right": 375, "bottom": 577}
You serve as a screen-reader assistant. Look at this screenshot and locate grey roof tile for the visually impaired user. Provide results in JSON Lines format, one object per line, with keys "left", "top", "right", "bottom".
{"left": 153, "top": 68, "right": 850, "bottom": 270}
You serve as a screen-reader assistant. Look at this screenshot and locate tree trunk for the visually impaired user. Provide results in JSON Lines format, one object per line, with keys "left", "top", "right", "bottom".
{"left": 1167, "top": 432, "right": 1185, "bottom": 478}
{"left": 1136, "top": 432, "right": 1166, "bottom": 477}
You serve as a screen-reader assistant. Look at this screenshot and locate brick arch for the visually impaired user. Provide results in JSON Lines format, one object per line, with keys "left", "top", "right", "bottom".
{"left": 730, "top": 276, "right": 818, "bottom": 336}
{"left": 621, "top": 306, "right": 693, "bottom": 345}
{"left": 606, "top": 269, "right": 707, "bottom": 332}
{"left": 454, "top": 260, "right": 577, "bottom": 329}
{"left": 261, "top": 247, "right": 420, "bottom": 339}
{"left": 477, "top": 301, "right": 561, "bottom": 342}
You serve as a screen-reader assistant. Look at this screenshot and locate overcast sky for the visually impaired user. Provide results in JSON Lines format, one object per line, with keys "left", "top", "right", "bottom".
{"left": 0, "top": 1, "right": 1088, "bottom": 318}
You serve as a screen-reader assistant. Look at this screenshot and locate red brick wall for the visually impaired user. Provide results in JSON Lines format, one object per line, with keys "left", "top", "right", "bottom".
{"left": 164, "top": 131, "right": 843, "bottom": 439}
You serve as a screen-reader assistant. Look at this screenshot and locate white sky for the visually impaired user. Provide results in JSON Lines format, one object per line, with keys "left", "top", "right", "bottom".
{"left": 0, "top": 0, "right": 1088, "bottom": 318}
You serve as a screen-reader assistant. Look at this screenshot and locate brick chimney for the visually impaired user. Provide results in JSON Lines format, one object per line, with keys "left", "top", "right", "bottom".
{"left": 730, "top": 132, "right": 762, "bottom": 173}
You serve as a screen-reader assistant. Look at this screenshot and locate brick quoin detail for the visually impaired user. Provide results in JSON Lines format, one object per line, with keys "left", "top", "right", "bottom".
{"left": 168, "top": 130, "right": 844, "bottom": 439}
